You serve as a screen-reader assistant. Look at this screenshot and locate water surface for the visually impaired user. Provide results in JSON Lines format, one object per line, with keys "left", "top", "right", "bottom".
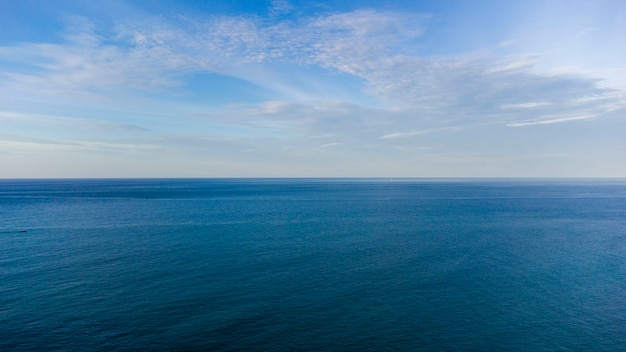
{"left": 1, "top": 179, "right": 625, "bottom": 351}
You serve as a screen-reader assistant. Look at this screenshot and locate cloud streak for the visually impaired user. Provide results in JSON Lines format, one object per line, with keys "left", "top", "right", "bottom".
{"left": 0, "top": 111, "right": 148, "bottom": 132}
{"left": 506, "top": 114, "right": 595, "bottom": 127}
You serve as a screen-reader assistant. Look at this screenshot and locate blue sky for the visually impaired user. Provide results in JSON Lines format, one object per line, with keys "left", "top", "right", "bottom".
{"left": 1, "top": 0, "right": 625, "bottom": 177}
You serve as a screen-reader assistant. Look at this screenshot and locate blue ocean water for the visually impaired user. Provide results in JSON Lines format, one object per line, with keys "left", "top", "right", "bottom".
{"left": 1, "top": 179, "right": 625, "bottom": 351}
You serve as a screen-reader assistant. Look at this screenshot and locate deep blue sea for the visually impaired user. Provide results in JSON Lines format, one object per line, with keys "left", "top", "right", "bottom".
{"left": 1, "top": 179, "right": 625, "bottom": 351}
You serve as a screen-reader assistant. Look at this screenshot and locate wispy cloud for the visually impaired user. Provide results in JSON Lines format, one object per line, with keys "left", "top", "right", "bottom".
{"left": 0, "top": 111, "right": 148, "bottom": 132}
{"left": 500, "top": 102, "right": 553, "bottom": 109}
{"left": 506, "top": 114, "right": 595, "bottom": 127}
{"left": 1, "top": 9, "right": 622, "bottom": 126}
{"left": 269, "top": 0, "right": 294, "bottom": 17}
{"left": 319, "top": 142, "right": 341, "bottom": 148}
{"left": 0, "top": 134, "right": 158, "bottom": 153}
{"left": 488, "top": 56, "right": 538, "bottom": 73}
{"left": 379, "top": 127, "right": 457, "bottom": 140}
{"left": 1, "top": 3, "right": 626, "bottom": 177}
{"left": 380, "top": 131, "right": 430, "bottom": 139}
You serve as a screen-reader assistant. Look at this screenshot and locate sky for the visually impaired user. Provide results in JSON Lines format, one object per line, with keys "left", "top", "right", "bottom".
{"left": 1, "top": 0, "right": 625, "bottom": 178}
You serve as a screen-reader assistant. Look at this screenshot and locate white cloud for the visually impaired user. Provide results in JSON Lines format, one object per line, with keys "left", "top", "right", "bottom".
{"left": 500, "top": 102, "right": 553, "bottom": 109}
{"left": 506, "top": 114, "right": 595, "bottom": 127}
{"left": 0, "top": 134, "right": 158, "bottom": 153}
{"left": 379, "top": 127, "right": 458, "bottom": 140}
{"left": 0, "top": 9, "right": 428, "bottom": 93}
{"left": 380, "top": 131, "right": 429, "bottom": 139}
{"left": 269, "top": 0, "right": 294, "bottom": 17}
{"left": 0, "top": 111, "right": 148, "bottom": 132}
{"left": 488, "top": 56, "right": 538, "bottom": 73}
{"left": 2, "top": 9, "right": 622, "bottom": 128}
{"left": 61, "top": 15, "right": 102, "bottom": 47}
{"left": 319, "top": 142, "right": 341, "bottom": 148}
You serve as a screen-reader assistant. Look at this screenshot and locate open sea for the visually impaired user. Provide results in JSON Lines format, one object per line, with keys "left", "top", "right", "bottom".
{"left": 1, "top": 178, "right": 625, "bottom": 351}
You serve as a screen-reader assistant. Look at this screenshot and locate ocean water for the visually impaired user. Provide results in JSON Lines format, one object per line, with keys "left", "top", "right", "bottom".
{"left": 1, "top": 179, "right": 625, "bottom": 351}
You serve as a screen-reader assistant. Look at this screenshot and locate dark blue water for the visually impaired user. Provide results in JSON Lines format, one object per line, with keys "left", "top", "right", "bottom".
{"left": 1, "top": 179, "right": 625, "bottom": 351}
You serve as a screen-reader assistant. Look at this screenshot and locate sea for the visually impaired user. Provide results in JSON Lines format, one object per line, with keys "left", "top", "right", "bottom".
{"left": 1, "top": 178, "right": 625, "bottom": 351}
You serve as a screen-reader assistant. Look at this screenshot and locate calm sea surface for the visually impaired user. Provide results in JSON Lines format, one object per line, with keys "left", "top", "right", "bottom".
{"left": 1, "top": 179, "right": 625, "bottom": 351}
